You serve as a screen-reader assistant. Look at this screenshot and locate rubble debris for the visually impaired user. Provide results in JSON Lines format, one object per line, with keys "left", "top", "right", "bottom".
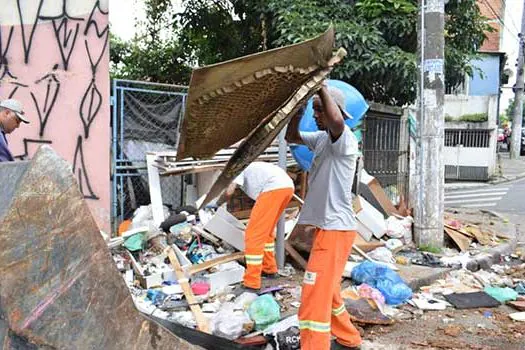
{"left": 442, "top": 325, "right": 463, "bottom": 337}
{"left": 508, "top": 301, "right": 525, "bottom": 311}
{"left": 341, "top": 288, "right": 394, "bottom": 325}
{"left": 509, "top": 312, "right": 525, "bottom": 322}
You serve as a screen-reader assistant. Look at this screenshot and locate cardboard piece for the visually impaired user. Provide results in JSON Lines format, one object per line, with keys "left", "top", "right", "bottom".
{"left": 359, "top": 170, "right": 399, "bottom": 217}
{"left": 354, "top": 195, "right": 387, "bottom": 239}
{"left": 203, "top": 207, "right": 246, "bottom": 251}
{"left": 444, "top": 227, "right": 472, "bottom": 252}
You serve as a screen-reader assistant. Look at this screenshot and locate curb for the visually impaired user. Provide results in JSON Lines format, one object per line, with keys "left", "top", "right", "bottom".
{"left": 406, "top": 267, "right": 455, "bottom": 291}
{"left": 445, "top": 172, "right": 525, "bottom": 191}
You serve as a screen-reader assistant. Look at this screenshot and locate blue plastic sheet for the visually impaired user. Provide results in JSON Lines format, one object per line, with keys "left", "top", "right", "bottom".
{"left": 351, "top": 261, "right": 412, "bottom": 305}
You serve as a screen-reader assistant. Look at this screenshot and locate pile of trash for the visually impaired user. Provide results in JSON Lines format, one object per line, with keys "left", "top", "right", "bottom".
{"left": 410, "top": 257, "right": 525, "bottom": 322}
{"left": 107, "top": 204, "right": 305, "bottom": 347}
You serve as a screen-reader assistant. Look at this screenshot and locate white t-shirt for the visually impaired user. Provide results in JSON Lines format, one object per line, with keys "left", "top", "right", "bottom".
{"left": 298, "top": 126, "right": 359, "bottom": 230}
{"left": 233, "top": 162, "right": 294, "bottom": 201}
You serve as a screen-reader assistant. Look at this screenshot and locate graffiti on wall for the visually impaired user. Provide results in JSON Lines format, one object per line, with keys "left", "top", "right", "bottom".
{"left": 0, "top": 0, "right": 110, "bottom": 229}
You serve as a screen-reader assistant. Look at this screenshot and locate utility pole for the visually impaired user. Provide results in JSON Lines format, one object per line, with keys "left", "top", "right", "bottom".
{"left": 510, "top": 6, "right": 525, "bottom": 159}
{"left": 414, "top": 0, "right": 445, "bottom": 247}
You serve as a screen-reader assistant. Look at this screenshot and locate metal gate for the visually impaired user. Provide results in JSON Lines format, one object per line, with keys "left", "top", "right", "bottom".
{"left": 111, "top": 80, "right": 188, "bottom": 231}
{"left": 444, "top": 129, "right": 491, "bottom": 181}
{"left": 361, "top": 105, "right": 409, "bottom": 205}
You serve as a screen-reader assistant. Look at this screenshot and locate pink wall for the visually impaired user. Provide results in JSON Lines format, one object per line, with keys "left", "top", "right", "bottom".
{"left": 0, "top": 0, "right": 110, "bottom": 231}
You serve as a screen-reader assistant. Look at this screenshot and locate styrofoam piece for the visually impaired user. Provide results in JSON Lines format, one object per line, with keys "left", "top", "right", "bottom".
{"left": 203, "top": 207, "right": 246, "bottom": 251}
{"left": 355, "top": 196, "right": 387, "bottom": 239}
{"left": 343, "top": 261, "right": 359, "bottom": 278}
{"left": 207, "top": 264, "right": 245, "bottom": 293}
{"left": 357, "top": 221, "right": 373, "bottom": 242}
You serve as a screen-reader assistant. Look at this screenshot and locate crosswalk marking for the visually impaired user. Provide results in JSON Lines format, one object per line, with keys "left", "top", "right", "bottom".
{"left": 460, "top": 203, "right": 497, "bottom": 208}
{"left": 445, "top": 187, "right": 509, "bottom": 195}
{"left": 445, "top": 186, "right": 509, "bottom": 208}
{"left": 445, "top": 197, "right": 503, "bottom": 204}
{"left": 444, "top": 192, "right": 507, "bottom": 199}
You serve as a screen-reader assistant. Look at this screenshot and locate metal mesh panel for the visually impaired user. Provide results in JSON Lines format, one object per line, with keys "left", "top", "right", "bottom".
{"left": 362, "top": 112, "right": 409, "bottom": 205}
{"left": 112, "top": 80, "right": 188, "bottom": 231}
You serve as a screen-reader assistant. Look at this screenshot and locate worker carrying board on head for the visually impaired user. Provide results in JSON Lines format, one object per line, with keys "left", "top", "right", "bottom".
{"left": 216, "top": 161, "right": 294, "bottom": 291}
{"left": 286, "top": 83, "right": 362, "bottom": 350}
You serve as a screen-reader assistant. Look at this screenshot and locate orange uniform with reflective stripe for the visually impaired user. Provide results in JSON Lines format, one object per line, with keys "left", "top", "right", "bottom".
{"left": 243, "top": 187, "right": 294, "bottom": 289}
{"left": 298, "top": 229, "right": 362, "bottom": 349}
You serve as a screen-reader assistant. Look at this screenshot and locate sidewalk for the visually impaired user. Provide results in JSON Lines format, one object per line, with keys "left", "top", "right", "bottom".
{"left": 493, "top": 152, "right": 525, "bottom": 183}
{"left": 445, "top": 152, "right": 525, "bottom": 190}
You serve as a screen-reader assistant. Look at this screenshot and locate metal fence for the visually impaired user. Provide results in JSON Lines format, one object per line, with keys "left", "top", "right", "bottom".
{"left": 361, "top": 105, "right": 409, "bottom": 205}
{"left": 111, "top": 79, "right": 188, "bottom": 232}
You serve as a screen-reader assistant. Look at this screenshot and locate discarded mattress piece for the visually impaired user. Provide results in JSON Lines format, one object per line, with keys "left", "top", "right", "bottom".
{"left": 0, "top": 146, "right": 197, "bottom": 349}
{"left": 177, "top": 27, "right": 335, "bottom": 160}
{"left": 443, "top": 292, "right": 501, "bottom": 309}
{"left": 200, "top": 46, "right": 347, "bottom": 208}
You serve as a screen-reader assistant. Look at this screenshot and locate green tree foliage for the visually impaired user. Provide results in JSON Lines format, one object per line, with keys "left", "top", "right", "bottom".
{"left": 110, "top": 0, "right": 490, "bottom": 106}
{"left": 110, "top": 0, "right": 191, "bottom": 84}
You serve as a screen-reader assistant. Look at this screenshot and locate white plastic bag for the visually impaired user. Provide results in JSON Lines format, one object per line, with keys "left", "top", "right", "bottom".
{"left": 367, "top": 247, "right": 395, "bottom": 264}
{"left": 210, "top": 302, "right": 253, "bottom": 340}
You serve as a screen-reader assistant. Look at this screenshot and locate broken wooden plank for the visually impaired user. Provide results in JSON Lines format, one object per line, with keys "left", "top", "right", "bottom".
{"left": 186, "top": 252, "right": 245, "bottom": 275}
{"left": 285, "top": 241, "right": 307, "bottom": 269}
{"left": 444, "top": 224, "right": 474, "bottom": 238}
{"left": 166, "top": 247, "right": 210, "bottom": 333}
{"left": 465, "top": 225, "right": 493, "bottom": 245}
{"left": 444, "top": 227, "right": 472, "bottom": 252}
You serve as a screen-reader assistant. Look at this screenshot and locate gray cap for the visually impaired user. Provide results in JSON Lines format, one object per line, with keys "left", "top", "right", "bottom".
{"left": 326, "top": 86, "right": 353, "bottom": 120}
{"left": 0, "top": 99, "right": 29, "bottom": 123}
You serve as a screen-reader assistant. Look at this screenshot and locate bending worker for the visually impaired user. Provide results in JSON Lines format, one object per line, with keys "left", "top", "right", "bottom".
{"left": 217, "top": 161, "right": 294, "bottom": 291}
{"left": 286, "top": 84, "right": 362, "bottom": 350}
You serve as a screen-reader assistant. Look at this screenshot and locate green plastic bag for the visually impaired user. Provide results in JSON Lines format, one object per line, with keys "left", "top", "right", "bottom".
{"left": 484, "top": 286, "right": 518, "bottom": 303}
{"left": 247, "top": 294, "right": 281, "bottom": 331}
{"left": 123, "top": 232, "right": 146, "bottom": 251}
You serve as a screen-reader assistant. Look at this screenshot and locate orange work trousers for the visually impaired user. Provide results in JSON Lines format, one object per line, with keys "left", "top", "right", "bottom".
{"left": 298, "top": 229, "right": 362, "bottom": 350}
{"left": 243, "top": 187, "right": 294, "bottom": 289}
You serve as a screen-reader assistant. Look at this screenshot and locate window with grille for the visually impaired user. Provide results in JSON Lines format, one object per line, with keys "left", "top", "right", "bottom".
{"left": 444, "top": 129, "right": 491, "bottom": 148}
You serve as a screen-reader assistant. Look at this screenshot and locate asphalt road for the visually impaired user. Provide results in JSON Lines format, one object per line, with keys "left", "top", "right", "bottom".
{"left": 445, "top": 177, "right": 525, "bottom": 215}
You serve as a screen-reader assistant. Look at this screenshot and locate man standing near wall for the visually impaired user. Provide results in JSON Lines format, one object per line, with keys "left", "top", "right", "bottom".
{"left": 0, "top": 99, "right": 29, "bottom": 162}
{"left": 286, "top": 84, "right": 362, "bottom": 350}
{"left": 216, "top": 161, "right": 294, "bottom": 291}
